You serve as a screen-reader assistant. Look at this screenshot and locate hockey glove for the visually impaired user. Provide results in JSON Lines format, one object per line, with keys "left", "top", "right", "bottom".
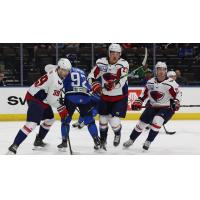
{"left": 92, "top": 81, "right": 102, "bottom": 95}
{"left": 104, "top": 80, "right": 116, "bottom": 91}
{"left": 57, "top": 105, "right": 68, "bottom": 119}
{"left": 170, "top": 99, "right": 180, "bottom": 111}
{"left": 132, "top": 98, "right": 143, "bottom": 111}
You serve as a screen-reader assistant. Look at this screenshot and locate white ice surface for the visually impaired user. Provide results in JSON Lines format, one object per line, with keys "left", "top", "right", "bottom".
{"left": 0, "top": 120, "right": 200, "bottom": 155}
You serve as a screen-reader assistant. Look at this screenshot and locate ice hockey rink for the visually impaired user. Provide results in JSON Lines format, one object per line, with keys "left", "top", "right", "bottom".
{"left": 0, "top": 120, "right": 200, "bottom": 155}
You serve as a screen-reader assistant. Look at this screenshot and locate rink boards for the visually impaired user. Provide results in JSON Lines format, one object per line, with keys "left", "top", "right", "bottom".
{"left": 0, "top": 87, "right": 200, "bottom": 121}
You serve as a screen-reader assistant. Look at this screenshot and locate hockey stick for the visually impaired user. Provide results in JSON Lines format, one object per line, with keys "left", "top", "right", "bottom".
{"left": 140, "top": 105, "right": 200, "bottom": 108}
{"left": 163, "top": 124, "right": 176, "bottom": 135}
{"left": 67, "top": 134, "right": 73, "bottom": 155}
{"left": 179, "top": 105, "right": 200, "bottom": 107}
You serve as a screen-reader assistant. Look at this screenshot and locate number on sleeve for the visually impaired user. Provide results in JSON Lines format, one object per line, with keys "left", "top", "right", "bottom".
{"left": 34, "top": 74, "right": 48, "bottom": 87}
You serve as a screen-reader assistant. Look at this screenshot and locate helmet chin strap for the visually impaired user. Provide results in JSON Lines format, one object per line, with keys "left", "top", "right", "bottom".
{"left": 56, "top": 68, "right": 63, "bottom": 80}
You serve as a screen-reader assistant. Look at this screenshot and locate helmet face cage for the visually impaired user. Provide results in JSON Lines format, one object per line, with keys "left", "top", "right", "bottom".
{"left": 108, "top": 43, "right": 122, "bottom": 57}
{"left": 154, "top": 62, "right": 168, "bottom": 77}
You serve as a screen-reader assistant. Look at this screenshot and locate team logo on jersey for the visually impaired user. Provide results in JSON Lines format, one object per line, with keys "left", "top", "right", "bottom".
{"left": 99, "top": 65, "right": 107, "bottom": 72}
{"left": 58, "top": 80, "right": 62, "bottom": 85}
{"left": 150, "top": 91, "right": 164, "bottom": 102}
{"left": 103, "top": 73, "right": 117, "bottom": 82}
{"left": 53, "top": 90, "right": 61, "bottom": 96}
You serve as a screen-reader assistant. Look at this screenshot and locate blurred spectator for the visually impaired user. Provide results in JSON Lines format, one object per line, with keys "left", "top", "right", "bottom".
{"left": 34, "top": 43, "right": 53, "bottom": 57}
{"left": 167, "top": 70, "right": 177, "bottom": 81}
{"left": 121, "top": 43, "right": 134, "bottom": 49}
{"left": 0, "top": 71, "right": 6, "bottom": 86}
{"left": 140, "top": 68, "right": 153, "bottom": 85}
{"left": 175, "top": 69, "right": 187, "bottom": 85}
{"left": 179, "top": 43, "right": 193, "bottom": 57}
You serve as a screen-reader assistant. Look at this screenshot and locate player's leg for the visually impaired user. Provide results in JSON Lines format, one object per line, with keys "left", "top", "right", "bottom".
{"left": 98, "top": 100, "right": 110, "bottom": 150}
{"left": 33, "top": 106, "right": 55, "bottom": 148}
{"left": 108, "top": 116, "right": 121, "bottom": 146}
{"left": 58, "top": 101, "right": 76, "bottom": 151}
{"left": 109, "top": 97, "right": 128, "bottom": 146}
{"left": 57, "top": 115, "right": 72, "bottom": 151}
{"left": 143, "top": 108, "right": 174, "bottom": 150}
{"left": 79, "top": 103, "right": 100, "bottom": 150}
{"left": 123, "top": 107, "right": 157, "bottom": 148}
{"left": 8, "top": 100, "right": 44, "bottom": 154}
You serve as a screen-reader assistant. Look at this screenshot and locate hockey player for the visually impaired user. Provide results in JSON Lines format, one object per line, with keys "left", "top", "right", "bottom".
{"left": 88, "top": 43, "right": 129, "bottom": 150}
{"left": 53, "top": 66, "right": 101, "bottom": 151}
{"left": 167, "top": 70, "right": 177, "bottom": 81}
{"left": 123, "top": 61, "right": 182, "bottom": 151}
{"left": 7, "top": 58, "right": 71, "bottom": 154}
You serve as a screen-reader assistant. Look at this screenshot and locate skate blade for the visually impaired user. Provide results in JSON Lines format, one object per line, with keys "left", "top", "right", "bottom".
{"left": 6, "top": 151, "right": 16, "bottom": 155}
{"left": 142, "top": 149, "right": 149, "bottom": 153}
{"left": 32, "top": 145, "right": 48, "bottom": 151}
{"left": 58, "top": 147, "right": 67, "bottom": 152}
{"left": 122, "top": 146, "right": 131, "bottom": 150}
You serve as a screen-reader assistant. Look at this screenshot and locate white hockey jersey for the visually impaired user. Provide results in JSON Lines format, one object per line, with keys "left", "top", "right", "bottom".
{"left": 139, "top": 77, "right": 182, "bottom": 107}
{"left": 88, "top": 57, "right": 129, "bottom": 102}
{"left": 26, "top": 69, "right": 63, "bottom": 108}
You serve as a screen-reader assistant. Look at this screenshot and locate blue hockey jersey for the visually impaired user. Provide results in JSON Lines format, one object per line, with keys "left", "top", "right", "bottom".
{"left": 63, "top": 67, "right": 99, "bottom": 104}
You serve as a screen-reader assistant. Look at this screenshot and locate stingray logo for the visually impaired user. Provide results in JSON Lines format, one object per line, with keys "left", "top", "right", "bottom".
{"left": 150, "top": 91, "right": 164, "bottom": 102}
{"left": 103, "top": 73, "right": 117, "bottom": 82}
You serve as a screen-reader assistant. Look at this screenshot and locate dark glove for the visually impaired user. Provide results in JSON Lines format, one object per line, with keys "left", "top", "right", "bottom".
{"left": 170, "top": 99, "right": 180, "bottom": 111}
{"left": 104, "top": 80, "right": 116, "bottom": 91}
{"left": 132, "top": 98, "right": 143, "bottom": 111}
{"left": 59, "top": 97, "right": 65, "bottom": 106}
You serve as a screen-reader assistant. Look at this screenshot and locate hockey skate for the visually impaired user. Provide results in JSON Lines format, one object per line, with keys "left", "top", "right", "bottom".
{"left": 123, "top": 139, "right": 135, "bottom": 148}
{"left": 33, "top": 135, "right": 47, "bottom": 150}
{"left": 78, "top": 122, "right": 85, "bottom": 129}
{"left": 72, "top": 121, "right": 80, "bottom": 128}
{"left": 7, "top": 144, "right": 18, "bottom": 155}
{"left": 99, "top": 133, "right": 107, "bottom": 151}
{"left": 57, "top": 139, "right": 68, "bottom": 152}
{"left": 113, "top": 134, "right": 121, "bottom": 147}
{"left": 143, "top": 141, "right": 151, "bottom": 151}
{"left": 93, "top": 136, "right": 101, "bottom": 150}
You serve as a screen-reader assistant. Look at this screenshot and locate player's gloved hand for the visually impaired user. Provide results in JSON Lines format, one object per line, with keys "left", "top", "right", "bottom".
{"left": 57, "top": 105, "right": 68, "bottom": 119}
{"left": 131, "top": 98, "right": 143, "bottom": 111}
{"left": 171, "top": 99, "right": 180, "bottom": 111}
{"left": 92, "top": 81, "right": 102, "bottom": 95}
{"left": 59, "top": 97, "right": 65, "bottom": 106}
{"left": 104, "top": 80, "right": 116, "bottom": 91}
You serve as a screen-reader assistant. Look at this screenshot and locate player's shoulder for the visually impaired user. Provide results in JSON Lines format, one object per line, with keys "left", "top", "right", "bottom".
{"left": 71, "top": 67, "right": 85, "bottom": 75}
{"left": 117, "top": 58, "right": 129, "bottom": 67}
{"left": 96, "top": 57, "right": 108, "bottom": 65}
{"left": 163, "top": 78, "right": 179, "bottom": 87}
{"left": 146, "top": 77, "right": 156, "bottom": 84}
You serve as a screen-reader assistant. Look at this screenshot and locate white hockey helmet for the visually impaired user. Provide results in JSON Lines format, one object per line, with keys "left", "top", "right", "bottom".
{"left": 57, "top": 58, "right": 72, "bottom": 71}
{"left": 108, "top": 43, "right": 122, "bottom": 57}
{"left": 154, "top": 61, "right": 167, "bottom": 75}
{"left": 167, "top": 70, "right": 176, "bottom": 78}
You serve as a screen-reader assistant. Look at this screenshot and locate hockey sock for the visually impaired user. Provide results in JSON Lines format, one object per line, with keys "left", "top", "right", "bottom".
{"left": 114, "top": 126, "right": 121, "bottom": 136}
{"left": 13, "top": 130, "right": 28, "bottom": 146}
{"left": 100, "top": 127, "right": 108, "bottom": 141}
{"left": 88, "top": 122, "right": 98, "bottom": 138}
{"left": 130, "top": 129, "right": 142, "bottom": 141}
{"left": 146, "top": 129, "right": 159, "bottom": 142}
{"left": 61, "top": 123, "right": 70, "bottom": 140}
{"left": 38, "top": 126, "right": 49, "bottom": 140}
{"left": 78, "top": 116, "right": 84, "bottom": 124}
